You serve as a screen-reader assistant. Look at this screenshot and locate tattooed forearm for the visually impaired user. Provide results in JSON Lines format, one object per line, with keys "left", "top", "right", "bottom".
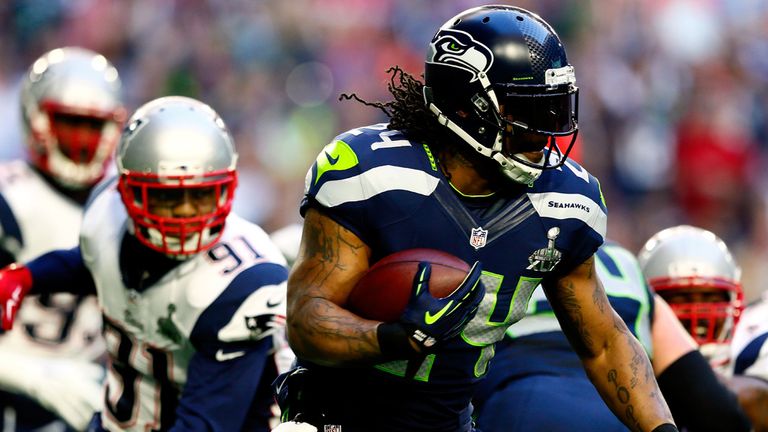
{"left": 289, "top": 294, "right": 379, "bottom": 362}
{"left": 607, "top": 369, "right": 640, "bottom": 431}
{"left": 599, "top": 319, "right": 671, "bottom": 431}
{"left": 551, "top": 278, "right": 595, "bottom": 356}
{"left": 592, "top": 280, "right": 609, "bottom": 314}
{"left": 552, "top": 254, "right": 673, "bottom": 430}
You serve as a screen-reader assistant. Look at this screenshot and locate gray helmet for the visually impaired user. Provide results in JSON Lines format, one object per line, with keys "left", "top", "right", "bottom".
{"left": 638, "top": 225, "right": 743, "bottom": 348}
{"left": 117, "top": 96, "right": 238, "bottom": 257}
{"left": 21, "top": 47, "right": 125, "bottom": 189}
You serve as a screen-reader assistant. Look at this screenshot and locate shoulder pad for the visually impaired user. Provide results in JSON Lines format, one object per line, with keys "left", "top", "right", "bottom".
{"left": 528, "top": 160, "right": 607, "bottom": 240}
{"left": 190, "top": 262, "right": 288, "bottom": 351}
{"left": 305, "top": 124, "right": 440, "bottom": 210}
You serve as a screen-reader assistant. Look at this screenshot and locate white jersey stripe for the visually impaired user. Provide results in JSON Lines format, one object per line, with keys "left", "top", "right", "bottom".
{"left": 315, "top": 165, "right": 439, "bottom": 208}
{"left": 527, "top": 191, "right": 607, "bottom": 238}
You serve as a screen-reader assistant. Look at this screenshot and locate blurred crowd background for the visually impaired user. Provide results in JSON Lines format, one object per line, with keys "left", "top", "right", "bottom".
{"left": 0, "top": 0, "right": 767, "bottom": 302}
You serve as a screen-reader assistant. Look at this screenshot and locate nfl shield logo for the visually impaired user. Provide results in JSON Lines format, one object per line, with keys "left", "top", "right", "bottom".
{"left": 469, "top": 227, "right": 488, "bottom": 250}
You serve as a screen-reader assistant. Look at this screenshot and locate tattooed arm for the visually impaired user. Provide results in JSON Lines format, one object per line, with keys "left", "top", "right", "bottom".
{"left": 286, "top": 208, "right": 380, "bottom": 366}
{"left": 542, "top": 255, "right": 675, "bottom": 432}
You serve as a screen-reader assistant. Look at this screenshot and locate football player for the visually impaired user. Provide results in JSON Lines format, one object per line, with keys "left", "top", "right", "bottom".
{"left": 473, "top": 241, "right": 750, "bottom": 431}
{"left": 278, "top": 5, "right": 677, "bottom": 432}
{"left": 639, "top": 225, "right": 743, "bottom": 369}
{"left": 0, "top": 96, "right": 289, "bottom": 431}
{"left": 0, "top": 47, "right": 125, "bottom": 431}
{"left": 729, "top": 292, "right": 768, "bottom": 431}
{"left": 639, "top": 225, "right": 768, "bottom": 431}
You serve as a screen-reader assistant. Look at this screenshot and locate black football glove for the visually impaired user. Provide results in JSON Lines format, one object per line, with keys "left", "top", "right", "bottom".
{"left": 377, "top": 261, "right": 484, "bottom": 357}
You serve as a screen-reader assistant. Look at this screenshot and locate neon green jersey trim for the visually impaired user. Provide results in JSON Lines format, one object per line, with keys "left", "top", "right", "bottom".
{"left": 447, "top": 181, "right": 496, "bottom": 198}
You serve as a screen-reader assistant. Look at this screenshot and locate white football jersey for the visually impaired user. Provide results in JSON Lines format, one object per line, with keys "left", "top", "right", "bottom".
{"left": 729, "top": 294, "right": 768, "bottom": 380}
{"left": 80, "top": 180, "right": 288, "bottom": 431}
{"left": 0, "top": 160, "right": 103, "bottom": 360}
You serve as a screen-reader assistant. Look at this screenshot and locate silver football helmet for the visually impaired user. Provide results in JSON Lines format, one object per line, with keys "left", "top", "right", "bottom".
{"left": 116, "top": 96, "right": 238, "bottom": 257}
{"left": 21, "top": 47, "right": 125, "bottom": 189}
{"left": 638, "top": 225, "right": 743, "bottom": 352}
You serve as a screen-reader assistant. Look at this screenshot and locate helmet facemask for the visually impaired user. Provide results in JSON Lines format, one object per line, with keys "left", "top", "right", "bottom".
{"left": 119, "top": 170, "right": 237, "bottom": 258}
{"left": 652, "top": 276, "right": 743, "bottom": 347}
{"left": 32, "top": 103, "right": 124, "bottom": 189}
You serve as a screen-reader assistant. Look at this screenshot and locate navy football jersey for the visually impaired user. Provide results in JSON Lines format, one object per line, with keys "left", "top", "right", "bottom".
{"left": 473, "top": 242, "right": 655, "bottom": 432}
{"left": 298, "top": 124, "right": 607, "bottom": 431}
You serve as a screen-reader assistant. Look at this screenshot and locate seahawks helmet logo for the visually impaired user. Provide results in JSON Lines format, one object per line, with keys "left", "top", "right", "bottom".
{"left": 427, "top": 29, "right": 494, "bottom": 82}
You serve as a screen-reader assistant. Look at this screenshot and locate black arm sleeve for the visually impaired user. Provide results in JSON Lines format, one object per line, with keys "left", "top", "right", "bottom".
{"left": 657, "top": 350, "right": 751, "bottom": 432}
{"left": 26, "top": 247, "right": 97, "bottom": 296}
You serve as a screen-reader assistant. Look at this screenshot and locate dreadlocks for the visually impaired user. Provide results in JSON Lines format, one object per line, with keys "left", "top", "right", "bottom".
{"left": 339, "top": 66, "right": 455, "bottom": 146}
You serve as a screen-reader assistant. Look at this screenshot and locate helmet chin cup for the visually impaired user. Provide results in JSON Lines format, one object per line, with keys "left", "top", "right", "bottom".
{"left": 146, "top": 226, "right": 213, "bottom": 260}
{"left": 492, "top": 152, "right": 541, "bottom": 186}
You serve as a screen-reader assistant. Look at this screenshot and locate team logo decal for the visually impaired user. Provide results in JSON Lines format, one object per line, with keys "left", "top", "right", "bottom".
{"left": 527, "top": 227, "right": 562, "bottom": 272}
{"left": 245, "top": 314, "right": 286, "bottom": 340}
{"left": 427, "top": 29, "right": 494, "bottom": 82}
{"left": 470, "top": 226, "right": 489, "bottom": 250}
{"left": 157, "top": 304, "right": 183, "bottom": 344}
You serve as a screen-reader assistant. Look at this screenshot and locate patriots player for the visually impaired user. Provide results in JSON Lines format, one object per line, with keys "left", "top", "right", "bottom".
{"left": 639, "top": 225, "right": 768, "bottom": 431}
{"left": 0, "top": 47, "right": 125, "bottom": 431}
{"left": 278, "top": 6, "right": 677, "bottom": 432}
{"left": 0, "top": 96, "right": 289, "bottom": 431}
{"left": 474, "top": 241, "right": 750, "bottom": 431}
{"left": 729, "top": 292, "right": 768, "bottom": 431}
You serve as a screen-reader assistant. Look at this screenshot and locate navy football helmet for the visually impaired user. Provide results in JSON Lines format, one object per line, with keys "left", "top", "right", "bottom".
{"left": 424, "top": 5, "right": 578, "bottom": 185}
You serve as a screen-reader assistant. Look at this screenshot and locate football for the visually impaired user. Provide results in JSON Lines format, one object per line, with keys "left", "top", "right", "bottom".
{"left": 347, "top": 248, "right": 471, "bottom": 322}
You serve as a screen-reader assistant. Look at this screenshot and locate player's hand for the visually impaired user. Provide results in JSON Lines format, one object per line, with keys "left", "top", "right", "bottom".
{"left": 399, "top": 261, "right": 484, "bottom": 351}
{"left": 33, "top": 359, "right": 104, "bottom": 430}
{"left": 0, "top": 264, "right": 32, "bottom": 330}
{"left": 0, "top": 351, "right": 104, "bottom": 430}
